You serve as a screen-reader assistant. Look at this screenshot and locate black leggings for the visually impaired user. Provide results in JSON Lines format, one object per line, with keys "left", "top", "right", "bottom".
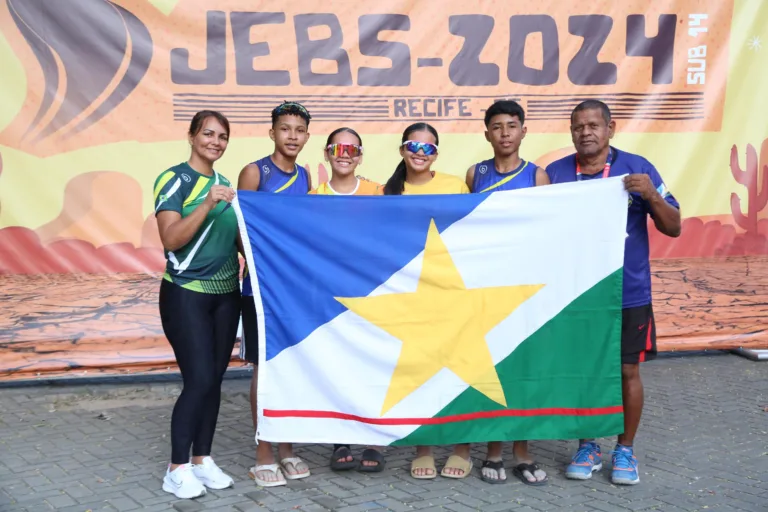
{"left": 159, "top": 280, "right": 240, "bottom": 464}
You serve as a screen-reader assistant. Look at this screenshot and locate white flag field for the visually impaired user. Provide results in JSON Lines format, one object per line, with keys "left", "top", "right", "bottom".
{"left": 235, "top": 177, "right": 630, "bottom": 446}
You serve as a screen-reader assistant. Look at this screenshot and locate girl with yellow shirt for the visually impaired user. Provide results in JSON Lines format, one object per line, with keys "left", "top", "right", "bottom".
{"left": 383, "top": 122, "right": 469, "bottom": 196}
{"left": 310, "top": 127, "right": 382, "bottom": 196}
{"left": 311, "top": 126, "right": 386, "bottom": 473}
{"left": 383, "top": 123, "right": 471, "bottom": 480}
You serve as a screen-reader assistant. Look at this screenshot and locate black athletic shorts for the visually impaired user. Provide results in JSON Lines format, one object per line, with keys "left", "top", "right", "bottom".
{"left": 240, "top": 295, "right": 259, "bottom": 364}
{"left": 621, "top": 303, "right": 657, "bottom": 364}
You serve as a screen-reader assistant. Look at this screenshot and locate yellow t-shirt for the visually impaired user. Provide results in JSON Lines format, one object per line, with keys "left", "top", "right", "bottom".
{"left": 310, "top": 178, "right": 382, "bottom": 196}
{"left": 402, "top": 171, "right": 470, "bottom": 195}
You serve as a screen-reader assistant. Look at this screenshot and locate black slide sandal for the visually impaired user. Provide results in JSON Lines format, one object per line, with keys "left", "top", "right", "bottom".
{"left": 358, "top": 448, "right": 385, "bottom": 473}
{"left": 330, "top": 445, "right": 356, "bottom": 471}
{"left": 480, "top": 460, "right": 506, "bottom": 484}
{"left": 512, "top": 462, "right": 548, "bottom": 486}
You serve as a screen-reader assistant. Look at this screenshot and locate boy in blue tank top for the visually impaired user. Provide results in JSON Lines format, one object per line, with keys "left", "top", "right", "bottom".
{"left": 547, "top": 100, "right": 681, "bottom": 486}
{"left": 465, "top": 100, "right": 549, "bottom": 194}
{"left": 459, "top": 100, "right": 549, "bottom": 486}
{"left": 237, "top": 101, "right": 313, "bottom": 487}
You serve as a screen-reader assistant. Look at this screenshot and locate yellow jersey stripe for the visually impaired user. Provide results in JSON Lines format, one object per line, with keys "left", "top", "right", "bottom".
{"left": 478, "top": 161, "right": 527, "bottom": 193}
{"left": 183, "top": 175, "right": 211, "bottom": 207}
{"left": 274, "top": 172, "right": 298, "bottom": 193}
{"left": 153, "top": 171, "right": 176, "bottom": 200}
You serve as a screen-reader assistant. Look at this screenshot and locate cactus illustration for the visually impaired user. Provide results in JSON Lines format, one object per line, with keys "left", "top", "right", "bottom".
{"left": 730, "top": 141, "right": 768, "bottom": 235}
{"left": 304, "top": 162, "right": 329, "bottom": 185}
{"left": 317, "top": 163, "right": 329, "bottom": 184}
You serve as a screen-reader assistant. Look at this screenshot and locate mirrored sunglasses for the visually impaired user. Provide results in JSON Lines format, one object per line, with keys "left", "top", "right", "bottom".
{"left": 401, "top": 140, "right": 438, "bottom": 156}
{"left": 326, "top": 143, "right": 363, "bottom": 157}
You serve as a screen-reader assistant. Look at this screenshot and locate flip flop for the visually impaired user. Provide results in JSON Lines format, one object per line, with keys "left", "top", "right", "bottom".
{"left": 480, "top": 459, "right": 507, "bottom": 484}
{"left": 358, "top": 448, "right": 385, "bottom": 473}
{"left": 440, "top": 454, "right": 473, "bottom": 479}
{"left": 330, "top": 445, "right": 356, "bottom": 471}
{"left": 247, "top": 464, "right": 287, "bottom": 487}
{"left": 279, "top": 457, "right": 310, "bottom": 480}
{"left": 512, "top": 462, "right": 548, "bottom": 486}
{"left": 410, "top": 455, "right": 437, "bottom": 479}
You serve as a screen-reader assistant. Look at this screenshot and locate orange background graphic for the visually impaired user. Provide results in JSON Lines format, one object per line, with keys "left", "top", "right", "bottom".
{"left": 1, "top": 0, "right": 767, "bottom": 381}
{"left": 0, "top": 0, "right": 733, "bottom": 156}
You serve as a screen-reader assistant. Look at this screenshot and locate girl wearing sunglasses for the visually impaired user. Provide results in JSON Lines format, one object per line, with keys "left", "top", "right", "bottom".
{"left": 384, "top": 123, "right": 472, "bottom": 481}
{"left": 383, "top": 123, "right": 469, "bottom": 195}
{"left": 312, "top": 127, "right": 386, "bottom": 473}
{"left": 310, "top": 127, "right": 381, "bottom": 196}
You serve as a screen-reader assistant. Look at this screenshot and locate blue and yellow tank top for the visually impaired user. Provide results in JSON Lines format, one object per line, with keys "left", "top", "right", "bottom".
{"left": 471, "top": 158, "right": 537, "bottom": 193}
{"left": 253, "top": 156, "right": 311, "bottom": 194}
{"left": 242, "top": 156, "right": 311, "bottom": 297}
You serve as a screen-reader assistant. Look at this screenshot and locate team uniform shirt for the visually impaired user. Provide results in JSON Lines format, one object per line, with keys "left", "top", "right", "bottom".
{"left": 252, "top": 156, "right": 311, "bottom": 195}
{"left": 545, "top": 147, "right": 680, "bottom": 308}
{"left": 403, "top": 171, "right": 470, "bottom": 195}
{"left": 472, "top": 159, "right": 538, "bottom": 193}
{"left": 153, "top": 162, "right": 239, "bottom": 294}
{"left": 242, "top": 156, "right": 311, "bottom": 297}
{"left": 310, "top": 178, "right": 382, "bottom": 195}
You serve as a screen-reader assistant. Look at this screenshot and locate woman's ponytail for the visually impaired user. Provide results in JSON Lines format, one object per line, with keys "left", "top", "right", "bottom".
{"left": 384, "top": 159, "right": 407, "bottom": 195}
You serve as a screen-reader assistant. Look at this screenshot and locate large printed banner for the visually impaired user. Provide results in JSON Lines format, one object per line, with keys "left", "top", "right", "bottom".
{"left": 1, "top": 0, "right": 767, "bottom": 381}
{"left": 0, "top": 0, "right": 734, "bottom": 150}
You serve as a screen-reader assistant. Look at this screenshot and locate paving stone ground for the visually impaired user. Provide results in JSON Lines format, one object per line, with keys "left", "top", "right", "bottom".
{"left": 1, "top": 353, "right": 766, "bottom": 512}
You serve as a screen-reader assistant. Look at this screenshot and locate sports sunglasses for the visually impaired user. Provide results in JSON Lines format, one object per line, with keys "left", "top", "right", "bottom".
{"left": 274, "top": 102, "right": 309, "bottom": 115}
{"left": 326, "top": 143, "right": 363, "bottom": 157}
{"left": 401, "top": 140, "right": 438, "bottom": 156}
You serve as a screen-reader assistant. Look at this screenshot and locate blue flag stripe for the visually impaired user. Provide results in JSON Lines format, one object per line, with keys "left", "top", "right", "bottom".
{"left": 236, "top": 192, "right": 490, "bottom": 361}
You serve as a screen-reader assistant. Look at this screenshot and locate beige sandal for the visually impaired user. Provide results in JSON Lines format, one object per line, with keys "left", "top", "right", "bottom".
{"left": 248, "top": 464, "right": 286, "bottom": 487}
{"left": 279, "top": 457, "right": 310, "bottom": 480}
{"left": 440, "top": 454, "right": 473, "bottom": 479}
{"left": 410, "top": 455, "right": 437, "bottom": 479}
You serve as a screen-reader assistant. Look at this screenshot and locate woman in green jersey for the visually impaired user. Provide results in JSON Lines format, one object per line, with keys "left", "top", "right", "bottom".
{"left": 153, "top": 110, "right": 240, "bottom": 499}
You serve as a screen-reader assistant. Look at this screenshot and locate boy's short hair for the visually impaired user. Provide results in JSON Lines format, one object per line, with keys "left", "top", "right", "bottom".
{"left": 484, "top": 100, "right": 525, "bottom": 127}
{"left": 271, "top": 101, "right": 312, "bottom": 127}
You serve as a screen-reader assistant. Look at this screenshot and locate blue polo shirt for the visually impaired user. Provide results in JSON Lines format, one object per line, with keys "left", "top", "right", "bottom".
{"left": 545, "top": 147, "right": 679, "bottom": 309}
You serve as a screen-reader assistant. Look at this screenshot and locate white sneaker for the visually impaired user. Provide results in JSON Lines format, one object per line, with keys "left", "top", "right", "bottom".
{"left": 192, "top": 457, "right": 235, "bottom": 490}
{"left": 162, "top": 464, "right": 207, "bottom": 499}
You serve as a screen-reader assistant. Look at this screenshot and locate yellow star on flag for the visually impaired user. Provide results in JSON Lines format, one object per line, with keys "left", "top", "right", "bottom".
{"left": 335, "top": 219, "right": 544, "bottom": 416}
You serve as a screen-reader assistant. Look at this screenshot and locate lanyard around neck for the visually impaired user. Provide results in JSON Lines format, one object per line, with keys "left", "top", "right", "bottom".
{"left": 576, "top": 149, "right": 612, "bottom": 181}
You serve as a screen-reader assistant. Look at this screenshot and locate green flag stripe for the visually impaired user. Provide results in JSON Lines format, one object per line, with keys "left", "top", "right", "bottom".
{"left": 391, "top": 268, "right": 624, "bottom": 446}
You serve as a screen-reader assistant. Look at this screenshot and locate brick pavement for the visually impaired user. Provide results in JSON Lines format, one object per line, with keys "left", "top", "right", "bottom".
{"left": 1, "top": 353, "right": 766, "bottom": 512}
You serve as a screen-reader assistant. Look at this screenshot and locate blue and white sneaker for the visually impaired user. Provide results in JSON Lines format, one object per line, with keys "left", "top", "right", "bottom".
{"left": 611, "top": 444, "right": 640, "bottom": 485}
{"left": 565, "top": 441, "right": 602, "bottom": 480}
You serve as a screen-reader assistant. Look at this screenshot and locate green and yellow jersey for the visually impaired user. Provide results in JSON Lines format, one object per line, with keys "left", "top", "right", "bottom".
{"left": 153, "top": 162, "right": 239, "bottom": 294}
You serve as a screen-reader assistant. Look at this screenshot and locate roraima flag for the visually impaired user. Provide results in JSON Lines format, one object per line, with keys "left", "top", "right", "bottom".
{"left": 234, "top": 178, "right": 628, "bottom": 446}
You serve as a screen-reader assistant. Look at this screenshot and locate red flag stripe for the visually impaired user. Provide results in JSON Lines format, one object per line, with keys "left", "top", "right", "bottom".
{"left": 263, "top": 406, "right": 624, "bottom": 426}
